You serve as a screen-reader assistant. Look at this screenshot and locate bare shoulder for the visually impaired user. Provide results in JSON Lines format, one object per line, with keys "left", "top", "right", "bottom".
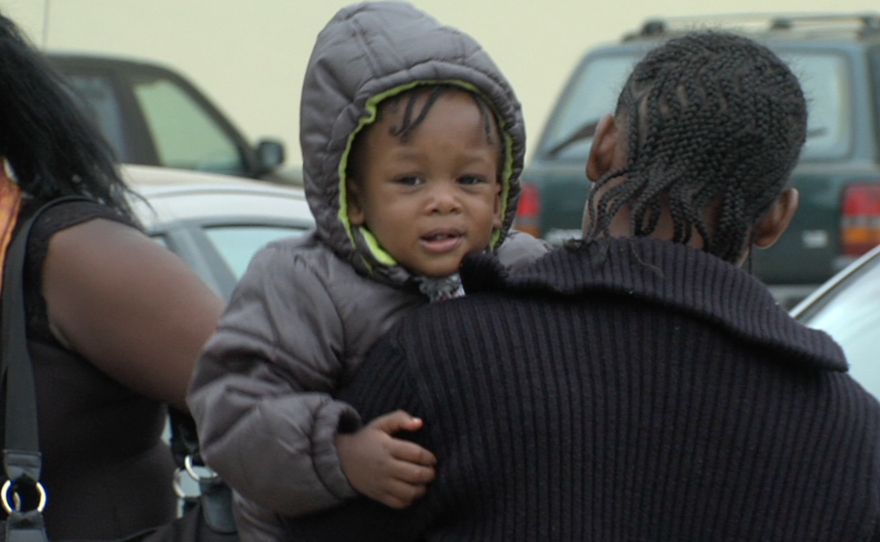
{"left": 44, "top": 216, "right": 221, "bottom": 309}
{"left": 47, "top": 216, "right": 155, "bottom": 261}
{"left": 42, "top": 217, "right": 224, "bottom": 410}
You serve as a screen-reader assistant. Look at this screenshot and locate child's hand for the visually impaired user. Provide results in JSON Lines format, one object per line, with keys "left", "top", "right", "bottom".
{"left": 336, "top": 410, "right": 436, "bottom": 509}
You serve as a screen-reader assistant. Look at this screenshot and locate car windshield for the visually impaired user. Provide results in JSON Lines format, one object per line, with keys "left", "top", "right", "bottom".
{"left": 538, "top": 47, "right": 851, "bottom": 162}
{"left": 796, "top": 252, "right": 880, "bottom": 399}
{"left": 538, "top": 53, "right": 639, "bottom": 161}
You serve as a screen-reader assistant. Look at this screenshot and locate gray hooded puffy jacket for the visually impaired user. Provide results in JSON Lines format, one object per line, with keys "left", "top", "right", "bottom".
{"left": 187, "top": 1, "right": 549, "bottom": 537}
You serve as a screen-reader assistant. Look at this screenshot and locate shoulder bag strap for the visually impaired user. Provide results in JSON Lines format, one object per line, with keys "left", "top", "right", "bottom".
{"left": 0, "top": 196, "right": 91, "bottom": 528}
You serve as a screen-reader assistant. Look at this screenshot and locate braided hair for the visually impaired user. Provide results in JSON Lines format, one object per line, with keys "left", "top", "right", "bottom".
{"left": 583, "top": 31, "right": 807, "bottom": 263}
{"left": 0, "top": 11, "right": 136, "bottom": 220}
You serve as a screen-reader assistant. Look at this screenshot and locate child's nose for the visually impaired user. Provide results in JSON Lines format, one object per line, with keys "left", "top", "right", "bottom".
{"left": 427, "top": 184, "right": 461, "bottom": 214}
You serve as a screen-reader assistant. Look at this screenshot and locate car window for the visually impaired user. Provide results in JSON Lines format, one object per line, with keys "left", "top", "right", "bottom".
{"left": 204, "top": 225, "right": 306, "bottom": 278}
{"left": 64, "top": 73, "right": 132, "bottom": 162}
{"left": 780, "top": 51, "right": 851, "bottom": 160}
{"left": 131, "top": 74, "right": 245, "bottom": 175}
{"left": 151, "top": 235, "right": 169, "bottom": 248}
{"left": 797, "top": 253, "right": 880, "bottom": 398}
{"left": 539, "top": 48, "right": 851, "bottom": 162}
{"left": 538, "top": 54, "right": 640, "bottom": 161}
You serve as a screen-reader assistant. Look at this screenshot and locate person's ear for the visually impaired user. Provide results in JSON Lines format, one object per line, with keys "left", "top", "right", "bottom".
{"left": 586, "top": 113, "right": 620, "bottom": 182}
{"left": 754, "top": 188, "right": 799, "bottom": 249}
{"left": 346, "top": 180, "right": 365, "bottom": 226}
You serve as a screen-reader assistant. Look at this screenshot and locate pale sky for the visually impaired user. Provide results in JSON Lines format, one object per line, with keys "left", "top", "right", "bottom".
{"left": 1, "top": 0, "right": 876, "bottom": 167}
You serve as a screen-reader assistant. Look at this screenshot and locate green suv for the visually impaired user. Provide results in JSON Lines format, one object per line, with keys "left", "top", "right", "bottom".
{"left": 518, "top": 14, "right": 880, "bottom": 306}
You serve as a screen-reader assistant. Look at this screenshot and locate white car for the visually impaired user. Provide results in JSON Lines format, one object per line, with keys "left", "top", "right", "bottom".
{"left": 791, "top": 243, "right": 880, "bottom": 399}
{"left": 123, "top": 164, "right": 314, "bottom": 300}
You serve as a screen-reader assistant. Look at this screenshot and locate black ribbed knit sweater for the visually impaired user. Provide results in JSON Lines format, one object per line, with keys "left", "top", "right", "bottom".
{"left": 285, "top": 238, "right": 880, "bottom": 542}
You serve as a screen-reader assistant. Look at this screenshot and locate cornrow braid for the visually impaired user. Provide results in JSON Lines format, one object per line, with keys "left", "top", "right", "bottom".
{"left": 584, "top": 31, "right": 807, "bottom": 263}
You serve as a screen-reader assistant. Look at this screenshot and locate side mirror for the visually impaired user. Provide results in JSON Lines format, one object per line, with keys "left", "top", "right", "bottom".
{"left": 256, "top": 139, "right": 285, "bottom": 173}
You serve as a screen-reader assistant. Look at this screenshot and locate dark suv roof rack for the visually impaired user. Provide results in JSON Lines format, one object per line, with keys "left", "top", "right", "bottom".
{"left": 626, "top": 13, "right": 880, "bottom": 41}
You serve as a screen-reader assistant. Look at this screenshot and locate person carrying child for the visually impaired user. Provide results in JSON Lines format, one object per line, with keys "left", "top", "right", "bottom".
{"left": 186, "top": 2, "right": 549, "bottom": 541}
{"left": 281, "top": 31, "right": 880, "bottom": 541}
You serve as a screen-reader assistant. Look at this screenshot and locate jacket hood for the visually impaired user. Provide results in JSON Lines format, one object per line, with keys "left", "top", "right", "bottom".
{"left": 300, "top": 1, "right": 526, "bottom": 286}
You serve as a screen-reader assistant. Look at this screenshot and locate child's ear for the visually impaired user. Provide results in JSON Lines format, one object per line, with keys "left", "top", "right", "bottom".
{"left": 493, "top": 180, "right": 504, "bottom": 230}
{"left": 346, "top": 180, "right": 365, "bottom": 226}
{"left": 586, "top": 113, "right": 621, "bottom": 182}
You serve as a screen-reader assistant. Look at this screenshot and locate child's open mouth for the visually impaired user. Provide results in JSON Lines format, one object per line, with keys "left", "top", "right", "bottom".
{"left": 420, "top": 231, "right": 463, "bottom": 253}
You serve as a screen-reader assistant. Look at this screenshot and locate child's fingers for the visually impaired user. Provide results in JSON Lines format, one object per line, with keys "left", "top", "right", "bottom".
{"left": 391, "top": 460, "right": 435, "bottom": 485}
{"left": 389, "top": 439, "right": 436, "bottom": 466}
{"left": 377, "top": 479, "right": 430, "bottom": 509}
{"left": 369, "top": 410, "right": 423, "bottom": 434}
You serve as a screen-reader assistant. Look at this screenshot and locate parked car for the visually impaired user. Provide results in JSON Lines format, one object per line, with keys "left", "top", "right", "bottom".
{"left": 518, "top": 13, "right": 880, "bottom": 307}
{"left": 48, "top": 52, "right": 299, "bottom": 185}
{"left": 791, "top": 243, "right": 880, "bottom": 399}
{"left": 123, "top": 164, "right": 314, "bottom": 300}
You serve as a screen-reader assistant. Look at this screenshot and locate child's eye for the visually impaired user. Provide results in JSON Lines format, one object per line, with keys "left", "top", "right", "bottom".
{"left": 458, "top": 175, "right": 485, "bottom": 186}
{"left": 396, "top": 175, "right": 422, "bottom": 186}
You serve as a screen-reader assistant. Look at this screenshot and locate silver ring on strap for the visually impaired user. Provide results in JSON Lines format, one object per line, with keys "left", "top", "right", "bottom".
{"left": 174, "top": 455, "right": 220, "bottom": 499}
{"left": 1, "top": 479, "right": 46, "bottom": 514}
{"left": 184, "top": 455, "right": 218, "bottom": 482}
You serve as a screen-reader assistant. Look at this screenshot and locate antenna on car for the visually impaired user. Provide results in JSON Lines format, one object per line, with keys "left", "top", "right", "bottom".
{"left": 41, "top": 0, "right": 51, "bottom": 48}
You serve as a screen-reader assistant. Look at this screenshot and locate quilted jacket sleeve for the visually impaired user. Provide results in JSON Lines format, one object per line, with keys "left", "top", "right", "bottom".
{"left": 282, "top": 334, "right": 431, "bottom": 542}
{"left": 495, "top": 230, "right": 552, "bottom": 272}
{"left": 187, "top": 243, "right": 360, "bottom": 518}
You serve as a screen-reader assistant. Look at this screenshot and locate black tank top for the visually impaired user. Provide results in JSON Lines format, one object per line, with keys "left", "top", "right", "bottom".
{"left": 5, "top": 199, "right": 176, "bottom": 540}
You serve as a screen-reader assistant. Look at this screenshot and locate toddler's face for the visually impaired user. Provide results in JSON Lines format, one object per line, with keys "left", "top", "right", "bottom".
{"left": 347, "top": 89, "right": 503, "bottom": 278}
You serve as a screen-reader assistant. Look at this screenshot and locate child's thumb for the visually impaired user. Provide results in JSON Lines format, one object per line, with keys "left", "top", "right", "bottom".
{"left": 371, "top": 410, "right": 423, "bottom": 434}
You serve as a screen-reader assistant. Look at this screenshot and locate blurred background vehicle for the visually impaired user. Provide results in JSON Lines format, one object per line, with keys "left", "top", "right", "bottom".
{"left": 517, "top": 13, "right": 880, "bottom": 308}
{"left": 124, "top": 164, "right": 314, "bottom": 300}
{"left": 49, "top": 52, "right": 302, "bottom": 186}
{"left": 790, "top": 243, "right": 880, "bottom": 400}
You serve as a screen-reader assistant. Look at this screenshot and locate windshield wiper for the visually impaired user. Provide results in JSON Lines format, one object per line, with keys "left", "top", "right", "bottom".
{"left": 548, "top": 122, "right": 826, "bottom": 158}
{"left": 546, "top": 120, "right": 600, "bottom": 158}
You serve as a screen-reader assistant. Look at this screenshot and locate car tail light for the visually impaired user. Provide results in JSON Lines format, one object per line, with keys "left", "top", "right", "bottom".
{"left": 840, "top": 183, "right": 880, "bottom": 256}
{"left": 514, "top": 182, "right": 541, "bottom": 238}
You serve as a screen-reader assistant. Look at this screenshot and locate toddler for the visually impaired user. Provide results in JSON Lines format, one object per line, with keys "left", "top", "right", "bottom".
{"left": 186, "top": 2, "right": 549, "bottom": 541}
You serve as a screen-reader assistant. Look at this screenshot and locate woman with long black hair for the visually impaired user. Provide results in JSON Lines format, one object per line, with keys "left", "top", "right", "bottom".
{"left": 0, "top": 11, "right": 224, "bottom": 540}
